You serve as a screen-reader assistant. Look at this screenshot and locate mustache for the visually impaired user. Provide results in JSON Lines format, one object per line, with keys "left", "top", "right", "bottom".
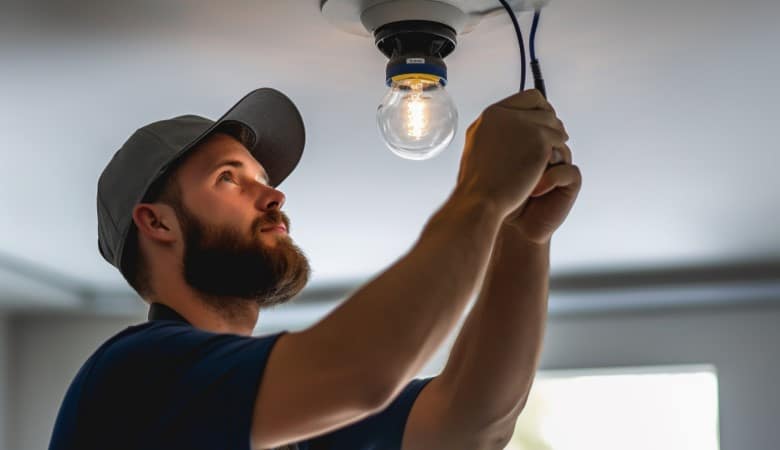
{"left": 251, "top": 210, "right": 290, "bottom": 235}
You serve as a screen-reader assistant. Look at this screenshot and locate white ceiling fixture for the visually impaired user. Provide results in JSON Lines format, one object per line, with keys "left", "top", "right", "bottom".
{"left": 321, "top": 0, "right": 550, "bottom": 160}
{"left": 320, "top": 0, "right": 551, "bottom": 36}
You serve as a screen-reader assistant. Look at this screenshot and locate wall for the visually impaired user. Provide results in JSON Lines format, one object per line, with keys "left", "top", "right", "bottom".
{"left": 0, "top": 314, "right": 7, "bottom": 450}
{"left": 8, "top": 302, "right": 780, "bottom": 450}
{"left": 538, "top": 303, "right": 780, "bottom": 450}
{"left": 8, "top": 311, "right": 145, "bottom": 450}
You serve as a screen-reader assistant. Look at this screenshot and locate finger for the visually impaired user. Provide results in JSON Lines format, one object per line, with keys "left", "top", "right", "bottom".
{"left": 530, "top": 164, "right": 582, "bottom": 197}
{"left": 550, "top": 143, "right": 572, "bottom": 166}
{"left": 513, "top": 110, "right": 569, "bottom": 140}
{"left": 493, "top": 89, "right": 555, "bottom": 113}
{"left": 536, "top": 125, "right": 569, "bottom": 150}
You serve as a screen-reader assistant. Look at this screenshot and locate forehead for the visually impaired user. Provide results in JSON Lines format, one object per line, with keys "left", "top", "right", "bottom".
{"left": 178, "top": 132, "right": 268, "bottom": 180}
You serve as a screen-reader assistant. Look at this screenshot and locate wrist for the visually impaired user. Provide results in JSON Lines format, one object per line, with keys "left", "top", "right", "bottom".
{"left": 421, "top": 187, "right": 504, "bottom": 247}
{"left": 448, "top": 184, "right": 504, "bottom": 224}
{"left": 498, "top": 223, "right": 551, "bottom": 250}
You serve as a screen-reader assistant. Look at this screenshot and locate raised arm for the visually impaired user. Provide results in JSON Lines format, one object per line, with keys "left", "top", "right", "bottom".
{"left": 401, "top": 123, "right": 580, "bottom": 450}
{"left": 251, "top": 89, "right": 558, "bottom": 449}
{"left": 251, "top": 188, "right": 502, "bottom": 448}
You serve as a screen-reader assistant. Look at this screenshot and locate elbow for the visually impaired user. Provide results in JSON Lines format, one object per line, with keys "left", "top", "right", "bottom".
{"left": 357, "top": 356, "right": 411, "bottom": 412}
{"left": 362, "top": 383, "right": 395, "bottom": 412}
{"left": 468, "top": 413, "right": 520, "bottom": 450}
{"left": 445, "top": 421, "right": 517, "bottom": 450}
{"left": 481, "top": 426, "right": 516, "bottom": 450}
{"left": 471, "top": 396, "right": 527, "bottom": 450}
{"left": 360, "top": 371, "right": 403, "bottom": 412}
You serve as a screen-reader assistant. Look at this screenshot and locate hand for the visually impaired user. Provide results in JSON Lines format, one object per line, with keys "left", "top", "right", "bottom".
{"left": 503, "top": 143, "right": 582, "bottom": 244}
{"left": 456, "top": 89, "right": 568, "bottom": 219}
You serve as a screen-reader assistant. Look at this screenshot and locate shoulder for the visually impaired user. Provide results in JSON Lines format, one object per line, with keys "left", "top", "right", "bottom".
{"left": 51, "top": 322, "right": 289, "bottom": 449}
{"left": 97, "top": 321, "right": 287, "bottom": 373}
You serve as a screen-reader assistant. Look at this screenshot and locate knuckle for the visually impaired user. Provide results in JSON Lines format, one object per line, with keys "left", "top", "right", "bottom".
{"left": 528, "top": 88, "right": 545, "bottom": 102}
{"left": 466, "top": 114, "right": 485, "bottom": 134}
{"left": 536, "top": 110, "right": 556, "bottom": 126}
{"left": 563, "top": 144, "right": 573, "bottom": 161}
{"left": 483, "top": 104, "right": 503, "bottom": 119}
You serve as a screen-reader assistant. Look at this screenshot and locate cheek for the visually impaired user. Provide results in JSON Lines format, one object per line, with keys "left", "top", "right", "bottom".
{"left": 200, "top": 194, "right": 252, "bottom": 229}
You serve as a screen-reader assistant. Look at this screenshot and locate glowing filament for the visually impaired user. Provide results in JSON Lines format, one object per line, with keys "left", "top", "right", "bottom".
{"left": 405, "top": 82, "right": 428, "bottom": 139}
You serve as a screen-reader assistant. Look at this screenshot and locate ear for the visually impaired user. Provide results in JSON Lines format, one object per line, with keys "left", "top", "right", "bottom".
{"left": 132, "top": 203, "right": 179, "bottom": 245}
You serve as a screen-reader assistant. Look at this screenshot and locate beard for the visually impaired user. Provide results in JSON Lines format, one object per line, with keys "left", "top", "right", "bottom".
{"left": 177, "top": 206, "right": 311, "bottom": 313}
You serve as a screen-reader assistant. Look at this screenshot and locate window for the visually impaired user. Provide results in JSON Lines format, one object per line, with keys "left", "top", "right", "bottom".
{"left": 508, "top": 365, "right": 720, "bottom": 450}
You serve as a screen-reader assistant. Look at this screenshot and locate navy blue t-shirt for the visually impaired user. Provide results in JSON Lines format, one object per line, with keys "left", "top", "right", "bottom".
{"left": 48, "top": 303, "right": 434, "bottom": 450}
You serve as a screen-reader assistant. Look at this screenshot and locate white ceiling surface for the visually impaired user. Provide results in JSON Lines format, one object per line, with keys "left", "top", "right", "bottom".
{"left": 1, "top": 0, "right": 779, "bottom": 305}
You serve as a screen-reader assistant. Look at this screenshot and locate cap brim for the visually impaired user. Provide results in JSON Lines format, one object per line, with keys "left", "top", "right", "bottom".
{"left": 172, "top": 88, "right": 305, "bottom": 188}
{"left": 215, "top": 88, "right": 306, "bottom": 188}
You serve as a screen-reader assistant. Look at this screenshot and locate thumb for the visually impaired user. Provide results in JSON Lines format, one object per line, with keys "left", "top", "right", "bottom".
{"left": 530, "top": 164, "right": 580, "bottom": 197}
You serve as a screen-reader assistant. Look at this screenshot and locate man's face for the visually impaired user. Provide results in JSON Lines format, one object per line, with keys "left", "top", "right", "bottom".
{"left": 172, "top": 132, "right": 310, "bottom": 308}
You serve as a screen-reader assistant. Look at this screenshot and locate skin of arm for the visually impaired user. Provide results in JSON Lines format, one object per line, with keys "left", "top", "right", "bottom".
{"left": 251, "top": 187, "right": 507, "bottom": 448}
{"left": 402, "top": 146, "right": 580, "bottom": 450}
{"left": 399, "top": 228, "right": 550, "bottom": 450}
{"left": 439, "top": 226, "right": 550, "bottom": 431}
{"left": 301, "top": 186, "right": 506, "bottom": 402}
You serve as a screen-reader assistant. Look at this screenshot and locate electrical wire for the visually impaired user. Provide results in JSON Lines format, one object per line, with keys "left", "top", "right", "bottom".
{"left": 498, "top": 1, "right": 547, "bottom": 98}
{"left": 498, "top": 0, "right": 526, "bottom": 93}
{"left": 530, "top": 10, "right": 547, "bottom": 98}
{"left": 530, "top": 9, "right": 540, "bottom": 62}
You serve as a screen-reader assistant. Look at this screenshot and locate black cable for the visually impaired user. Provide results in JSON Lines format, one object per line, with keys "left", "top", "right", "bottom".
{"left": 498, "top": 0, "right": 526, "bottom": 93}
{"left": 530, "top": 10, "right": 540, "bottom": 62}
{"left": 530, "top": 10, "right": 547, "bottom": 98}
{"left": 498, "top": 2, "right": 547, "bottom": 99}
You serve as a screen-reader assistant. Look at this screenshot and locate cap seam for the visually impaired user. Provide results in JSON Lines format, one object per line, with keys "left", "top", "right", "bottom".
{"left": 137, "top": 128, "right": 173, "bottom": 164}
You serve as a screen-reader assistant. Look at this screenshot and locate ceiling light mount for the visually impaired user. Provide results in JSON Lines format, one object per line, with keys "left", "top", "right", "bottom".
{"left": 375, "top": 20, "right": 455, "bottom": 87}
{"left": 320, "top": 0, "right": 552, "bottom": 160}
{"left": 373, "top": 20, "right": 456, "bottom": 60}
{"left": 321, "top": 0, "right": 552, "bottom": 36}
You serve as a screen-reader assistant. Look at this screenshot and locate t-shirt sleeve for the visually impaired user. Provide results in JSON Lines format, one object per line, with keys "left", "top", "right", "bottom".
{"left": 91, "top": 323, "right": 288, "bottom": 450}
{"left": 299, "top": 377, "right": 435, "bottom": 450}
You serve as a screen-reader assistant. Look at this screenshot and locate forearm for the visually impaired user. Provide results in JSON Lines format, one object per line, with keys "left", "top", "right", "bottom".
{"left": 309, "top": 187, "right": 504, "bottom": 395}
{"left": 439, "top": 226, "right": 550, "bottom": 427}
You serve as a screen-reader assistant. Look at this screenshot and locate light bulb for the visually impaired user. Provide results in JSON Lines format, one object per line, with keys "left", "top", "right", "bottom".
{"left": 377, "top": 77, "right": 458, "bottom": 160}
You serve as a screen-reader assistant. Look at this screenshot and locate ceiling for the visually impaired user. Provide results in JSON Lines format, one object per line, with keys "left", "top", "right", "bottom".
{"left": 1, "top": 0, "right": 779, "bottom": 313}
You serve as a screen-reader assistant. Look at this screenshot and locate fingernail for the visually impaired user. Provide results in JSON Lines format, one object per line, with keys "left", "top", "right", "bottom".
{"left": 551, "top": 149, "right": 563, "bottom": 164}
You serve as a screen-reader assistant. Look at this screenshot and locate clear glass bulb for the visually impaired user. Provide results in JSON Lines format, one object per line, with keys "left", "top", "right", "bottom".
{"left": 377, "top": 78, "right": 458, "bottom": 160}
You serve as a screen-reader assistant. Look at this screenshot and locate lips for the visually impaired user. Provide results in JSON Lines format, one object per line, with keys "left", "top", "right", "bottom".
{"left": 260, "top": 223, "right": 287, "bottom": 233}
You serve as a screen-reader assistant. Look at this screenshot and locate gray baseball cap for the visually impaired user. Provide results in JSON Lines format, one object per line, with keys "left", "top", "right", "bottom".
{"left": 97, "top": 88, "right": 305, "bottom": 275}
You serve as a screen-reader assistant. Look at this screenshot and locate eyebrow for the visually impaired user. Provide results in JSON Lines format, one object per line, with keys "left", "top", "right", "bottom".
{"left": 212, "top": 159, "right": 270, "bottom": 184}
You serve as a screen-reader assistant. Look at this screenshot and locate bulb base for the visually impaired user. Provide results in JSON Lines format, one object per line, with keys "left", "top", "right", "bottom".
{"left": 376, "top": 20, "right": 454, "bottom": 86}
{"left": 385, "top": 55, "right": 447, "bottom": 86}
{"left": 373, "top": 20, "right": 457, "bottom": 59}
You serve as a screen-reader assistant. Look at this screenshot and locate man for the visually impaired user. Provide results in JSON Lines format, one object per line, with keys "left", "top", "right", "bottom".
{"left": 49, "top": 87, "right": 580, "bottom": 450}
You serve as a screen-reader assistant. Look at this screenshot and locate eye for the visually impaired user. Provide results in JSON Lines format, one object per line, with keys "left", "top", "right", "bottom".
{"left": 218, "top": 171, "right": 238, "bottom": 184}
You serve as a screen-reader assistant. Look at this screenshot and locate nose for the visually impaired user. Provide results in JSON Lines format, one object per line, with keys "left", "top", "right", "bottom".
{"left": 253, "top": 182, "right": 286, "bottom": 211}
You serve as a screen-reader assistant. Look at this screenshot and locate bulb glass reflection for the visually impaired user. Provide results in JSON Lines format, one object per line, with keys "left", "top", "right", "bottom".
{"left": 377, "top": 78, "right": 458, "bottom": 160}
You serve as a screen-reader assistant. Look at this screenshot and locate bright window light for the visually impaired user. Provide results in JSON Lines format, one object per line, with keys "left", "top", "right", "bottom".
{"left": 508, "top": 365, "right": 720, "bottom": 450}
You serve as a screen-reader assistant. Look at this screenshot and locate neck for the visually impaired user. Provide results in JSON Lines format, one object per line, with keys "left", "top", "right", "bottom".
{"left": 150, "top": 274, "right": 260, "bottom": 336}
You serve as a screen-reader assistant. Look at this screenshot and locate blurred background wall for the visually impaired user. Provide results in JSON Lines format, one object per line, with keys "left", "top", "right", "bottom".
{"left": 2, "top": 299, "right": 779, "bottom": 450}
